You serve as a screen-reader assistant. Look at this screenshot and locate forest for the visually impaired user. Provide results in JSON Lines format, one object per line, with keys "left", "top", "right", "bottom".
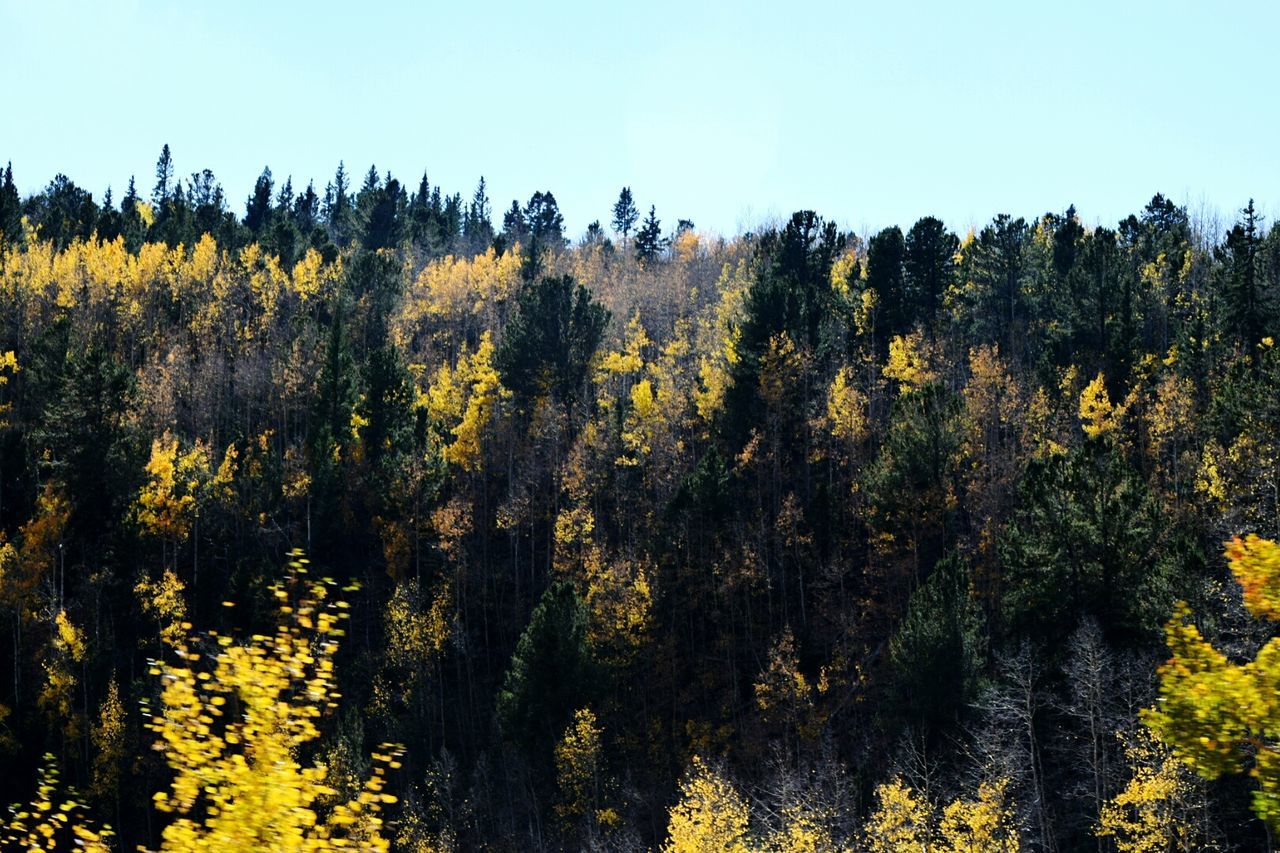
{"left": 0, "top": 148, "right": 1279, "bottom": 851}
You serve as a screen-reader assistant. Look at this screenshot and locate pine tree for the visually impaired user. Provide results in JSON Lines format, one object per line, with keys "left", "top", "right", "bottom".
{"left": 152, "top": 143, "right": 174, "bottom": 207}
{"left": 634, "top": 204, "right": 665, "bottom": 264}
{"left": 611, "top": 186, "right": 638, "bottom": 243}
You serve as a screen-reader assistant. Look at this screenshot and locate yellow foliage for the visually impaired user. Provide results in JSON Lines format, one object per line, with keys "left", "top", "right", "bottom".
{"left": 1225, "top": 534, "right": 1280, "bottom": 620}
{"left": 1, "top": 754, "right": 114, "bottom": 851}
{"left": 826, "top": 366, "right": 867, "bottom": 444}
{"left": 884, "top": 332, "right": 936, "bottom": 393}
{"left": 863, "top": 779, "right": 930, "bottom": 853}
{"left": 767, "top": 802, "right": 839, "bottom": 853}
{"left": 136, "top": 431, "right": 230, "bottom": 542}
{"left": 1079, "top": 372, "right": 1122, "bottom": 439}
{"left": 693, "top": 260, "right": 751, "bottom": 423}
{"left": 39, "top": 610, "right": 87, "bottom": 739}
{"left": 937, "top": 779, "right": 1019, "bottom": 853}
{"left": 662, "top": 756, "right": 751, "bottom": 853}
{"left": 424, "top": 333, "right": 504, "bottom": 471}
{"left": 0, "top": 349, "right": 17, "bottom": 430}
{"left": 1143, "top": 538, "right": 1280, "bottom": 830}
{"left": 754, "top": 627, "right": 821, "bottom": 739}
{"left": 554, "top": 707, "right": 603, "bottom": 822}
{"left": 136, "top": 568, "right": 189, "bottom": 647}
{"left": 143, "top": 550, "right": 399, "bottom": 850}
{"left": 1097, "top": 730, "right": 1199, "bottom": 853}
{"left": 91, "top": 677, "right": 126, "bottom": 799}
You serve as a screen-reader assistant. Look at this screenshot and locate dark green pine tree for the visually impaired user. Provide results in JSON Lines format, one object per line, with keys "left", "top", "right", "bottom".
{"left": 323, "top": 161, "right": 354, "bottom": 247}
{"left": 723, "top": 211, "right": 843, "bottom": 441}
{"left": 999, "top": 440, "right": 1183, "bottom": 644}
{"left": 889, "top": 552, "right": 987, "bottom": 735}
{"left": 904, "top": 216, "right": 959, "bottom": 330}
{"left": 633, "top": 204, "right": 665, "bottom": 264}
{"left": 867, "top": 226, "right": 908, "bottom": 340}
{"left": 1219, "top": 199, "right": 1268, "bottom": 350}
{"left": 611, "top": 186, "right": 639, "bottom": 243}
{"left": 244, "top": 167, "right": 274, "bottom": 237}
{"left": 495, "top": 274, "right": 609, "bottom": 414}
{"left": 497, "top": 580, "right": 595, "bottom": 757}
{"left": 152, "top": 143, "right": 174, "bottom": 207}
{"left": 523, "top": 191, "right": 565, "bottom": 248}
{"left": 463, "top": 176, "right": 494, "bottom": 252}
{"left": 0, "top": 162, "right": 21, "bottom": 248}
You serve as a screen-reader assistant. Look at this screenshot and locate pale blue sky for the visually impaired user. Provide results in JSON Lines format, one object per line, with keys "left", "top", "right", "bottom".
{"left": 2, "top": 0, "right": 1276, "bottom": 238}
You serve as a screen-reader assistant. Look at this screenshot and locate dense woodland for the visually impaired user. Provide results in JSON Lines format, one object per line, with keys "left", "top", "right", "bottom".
{"left": 1, "top": 149, "right": 1279, "bottom": 851}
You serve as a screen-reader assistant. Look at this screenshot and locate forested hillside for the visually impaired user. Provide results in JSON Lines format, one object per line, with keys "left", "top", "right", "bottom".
{"left": 1, "top": 150, "right": 1280, "bottom": 850}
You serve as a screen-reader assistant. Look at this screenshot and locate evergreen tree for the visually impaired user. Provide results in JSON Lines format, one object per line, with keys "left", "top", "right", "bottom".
{"left": 1220, "top": 199, "right": 1268, "bottom": 349}
{"left": 889, "top": 553, "right": 987, "bottom": 734}
{"left": 611, "top": 186, "right": 638, "bottom": 242}
{"left": 152, "top": 143, "right": 174, "bottom": 208}
{"left": 904, "top": 216, "right": 958, "bottom": 329}
{"left": 244, "top": 167, "right": 274, "bottom": 236}
{"left": 634, "top": 205, "right": 665, "bottom": 264}
{"left": 867, "top": 226, "right": 908, "bottom": 339}
{"left": 495, "top": 274, "right": 609, "bottom": 413}
{"left": 524, "top": 191, "right": 565, "bottom": 248}
{"left": 497, "top": 581, "right": 595, "bottom": 755}
{"left": 0, "top": 162, "right": 21, "bottom": 247}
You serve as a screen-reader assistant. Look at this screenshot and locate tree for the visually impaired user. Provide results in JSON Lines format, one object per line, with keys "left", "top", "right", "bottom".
{"left": 1145, "top": 535, "right": 1280, "bottom": 831}
{"left": 0, "top": 162, "right": 22, "bottom": 248}
{"left": 611, "top": 187, "right": 638, "bottom": 243}
{"left": 495, "top": 274, "right": 609, "bottom": 413}
{"left": 889, "top": 553, "right": 987, "bottom": 734}
{"left": 904, "top": 216, "right": 959, "bottom": 329}
{"left": 244, "top": 166, "right": 274, "bottom": 236}
{"left": 524, "top": 191, "right": 565, "bottom": 248}
{"left": 1220, "top": 199, "right": 1268, "bottom": 349}
{"left": 464, "top": 176, "right": 493, "bottom": 251}
{"left": 144, "top": 551, "right": 399, "bottom": 850}
{"left": 662, "top": 757, "right": 750, "bottom": 853}
{"left": 497, "top": 580, "right": 595, "bottom": 756}
{"left": 868, "top": 226, "right": 908, "bottom": 339}
{"left": 153, "top": 143, "right": 174, "bottom": 207}
{"left": 999, "top": 441, "right": 1179, "bottom": 643}
{"left": 2, "top": 755, "right": 113, "bottom": 850}
{"left": 634, "top": 204, "right": 665, "bottom": 264}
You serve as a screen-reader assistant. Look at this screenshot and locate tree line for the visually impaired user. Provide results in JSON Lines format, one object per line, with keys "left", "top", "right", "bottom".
{"left": 1, "top": 148, "right": 1280, "bottom": 850}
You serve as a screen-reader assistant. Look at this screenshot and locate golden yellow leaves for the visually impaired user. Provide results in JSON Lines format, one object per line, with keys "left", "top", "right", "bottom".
{"left": 142, "top": 550, "right": 399, "bottom": 851}
{"left": 91, "top": 678, "right": 126, "bottom": 799}
{"left": 1078, "top": 371, "right": 1123, "bottom": 439}
{"left": 864, "top": 779, "right": 931, "bottom": 853}
{"left": 1097, "top": 729, "right": 1199, "bottom": 853}
{"left": 1144, "top": 535, "right": 1280, "bottom": 831}
{"left": 0, "top": 755, "right": 114, "bottom": 852}
{"left": 0, "top": 349, "right": 17, "bottom": 430}
{"left": 135, "top": 430, "right": 238, "bottom": 543}
{"left": 884, "top": 332, "right": 936, "bottom": 393}
{"left": 826, "top": 366, "right": 867, "bottom": 444}
{"left": 662, "top": 757, "right": 751, "bottom": 853}
{"left": 1225, "top": 534, "right": 1280, "bottom": 621}
{"left": 39, "top": 610, "right": 86, "bottom": 739}
{"left": 554, "top": 707, "right": 604, "bottom": 823}
{"left": 422, "top": 332, "right": 505, "bottom": 472}
{"left": 864, "top": 777, "right": 1019, "bottom": 853}
{"left": 135, "top": 567, "right": 188, "bottom": 646}
{"left": 754, "top": 627, "right": 825, "bottom": 741}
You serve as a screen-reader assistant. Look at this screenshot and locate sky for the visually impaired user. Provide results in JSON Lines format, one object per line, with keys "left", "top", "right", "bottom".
{"left": 2, "top": 0, "right": 1277, "bottom": 239}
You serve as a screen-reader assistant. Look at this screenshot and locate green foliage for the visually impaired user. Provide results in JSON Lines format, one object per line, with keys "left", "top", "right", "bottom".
{"left": 889, "top": 553, "right": 987, "bottom": 732}
{"left": 495, "top": 274, "right": 609, "bottom": 412}
{"left": 497, "top": 580, "right": 595, "bottom": 756}
{"left": 1000, "top": 441, "right": 1180, "bottom": 642}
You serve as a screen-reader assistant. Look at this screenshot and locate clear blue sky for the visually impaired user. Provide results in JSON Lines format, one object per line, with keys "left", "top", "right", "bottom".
{"left": 3, "top": 0, "right": 1276, "bottom": 238}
